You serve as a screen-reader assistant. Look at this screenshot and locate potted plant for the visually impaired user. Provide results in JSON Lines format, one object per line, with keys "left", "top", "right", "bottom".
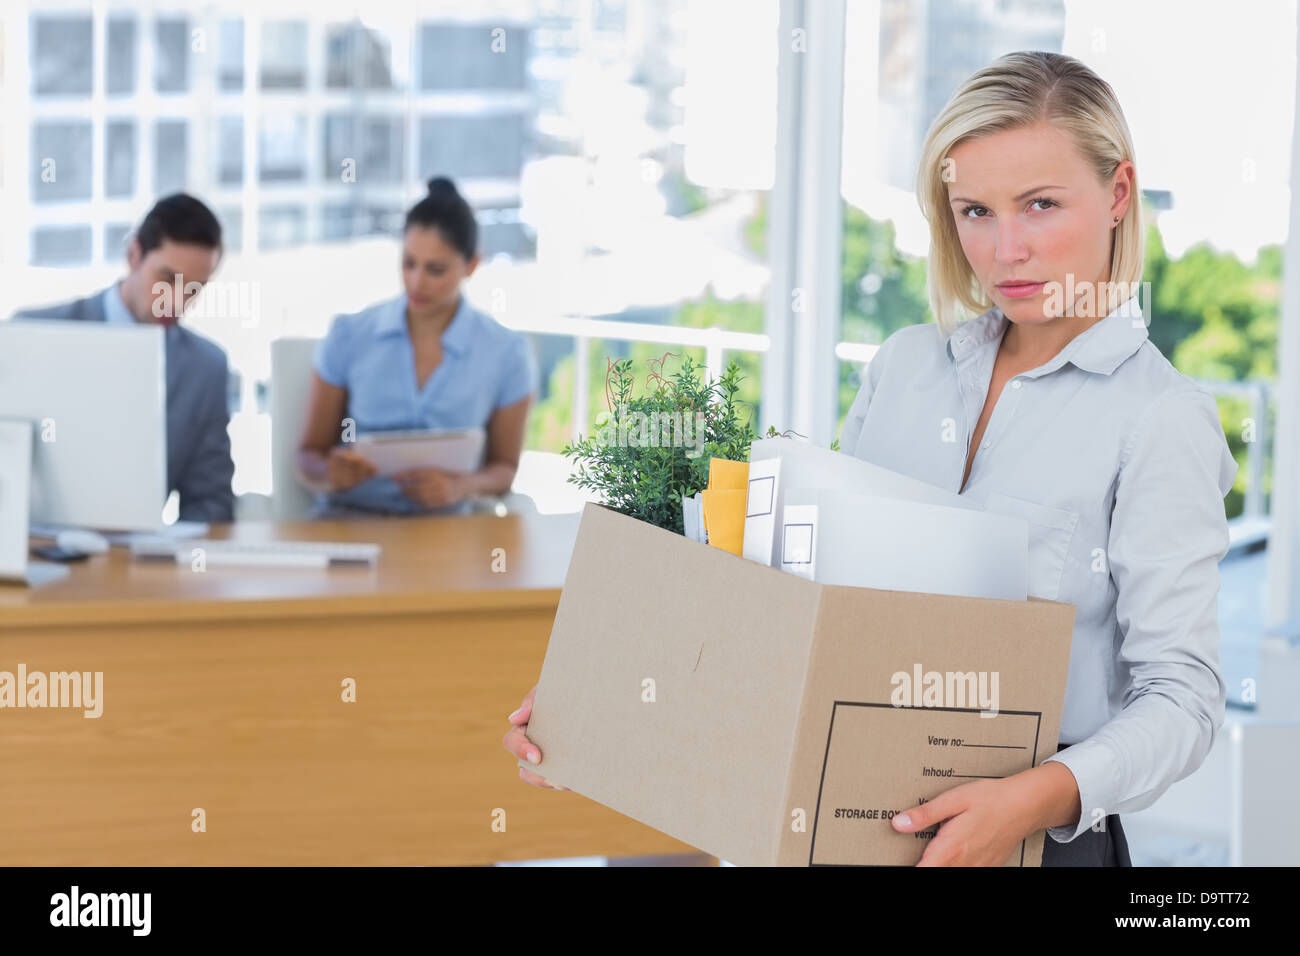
{"left": 562, "top": 353, "right": 757, "bottom": 535}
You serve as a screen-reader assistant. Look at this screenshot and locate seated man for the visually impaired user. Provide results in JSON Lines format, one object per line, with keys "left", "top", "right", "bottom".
{"left": 15, "top": 194, "right": 235, "bottom": 523}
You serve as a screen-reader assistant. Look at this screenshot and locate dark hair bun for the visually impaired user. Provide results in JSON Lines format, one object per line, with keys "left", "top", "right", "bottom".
{"left": 406, "top": 175, "right": 478, "bottom": 259}
{"left": 426, "top": 176, "right": 459, "bottom": 199}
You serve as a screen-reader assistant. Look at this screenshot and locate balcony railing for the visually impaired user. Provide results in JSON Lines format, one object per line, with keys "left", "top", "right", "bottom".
{"left": 500, "top": 314, "right": 771, "bottom": 443}
{"left": 505, "top": 315, "right": 1272, "bottom": 549}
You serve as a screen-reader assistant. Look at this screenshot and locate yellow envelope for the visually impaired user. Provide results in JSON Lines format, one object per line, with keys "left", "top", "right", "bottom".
{"left": 707, "top": 457, "right": 749, "bottom": 492}
{"left": 701, "top": 489, "right": 746, "bottom": 555}
{"left": 702, "top": 457, "right": 749, "bottom": 555}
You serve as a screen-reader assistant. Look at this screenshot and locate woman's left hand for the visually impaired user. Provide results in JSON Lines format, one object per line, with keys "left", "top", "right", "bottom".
{"left": 891, "top": 772, "right": 1045, "bottom": 866}
{"left": 392, "top": 467, "right": 469, "bottom": 509}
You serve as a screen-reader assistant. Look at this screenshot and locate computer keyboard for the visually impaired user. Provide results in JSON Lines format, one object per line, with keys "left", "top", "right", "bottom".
{"left": 131, "top": 537, "right": 380, "bottom": 568}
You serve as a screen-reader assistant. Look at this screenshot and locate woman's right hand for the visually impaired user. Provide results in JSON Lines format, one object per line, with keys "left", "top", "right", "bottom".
{"left": 328, "top": 446, "right": 378, "bottom": 491}
{"left": 503, "top": 685, "right": 567, "bottom": 790}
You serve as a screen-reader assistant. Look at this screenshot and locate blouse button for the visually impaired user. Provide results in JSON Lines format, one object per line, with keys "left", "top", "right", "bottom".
{"left": 1011, "top": 379, "right": 1022, "bottom": 389}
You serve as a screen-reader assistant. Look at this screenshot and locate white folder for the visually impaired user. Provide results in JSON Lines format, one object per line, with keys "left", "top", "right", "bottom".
{"left": 777, "top": 489, "right": 1029, "bottom": 601}
{"left": 743, "top": 436, "right": 967, "bottom": 567}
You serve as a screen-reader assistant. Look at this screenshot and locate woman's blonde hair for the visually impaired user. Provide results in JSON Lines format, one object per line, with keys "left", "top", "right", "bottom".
{"left": 916, "top": 51, "right": 1144, "bottom": 338}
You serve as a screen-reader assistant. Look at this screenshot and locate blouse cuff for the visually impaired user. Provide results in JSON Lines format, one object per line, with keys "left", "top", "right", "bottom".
{"left": 1042, "top": 738, "right": 1120, "bottom": 843}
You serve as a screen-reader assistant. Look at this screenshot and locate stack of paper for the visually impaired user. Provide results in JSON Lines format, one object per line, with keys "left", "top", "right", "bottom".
{"left": 742, "top": 437, "right": 1029, "bottom": 601}
{"left": 743, "top": 437, "right": 967, "bottom": 567}
{"left": 781, "top": 488, "right": 1028, "bottom": 600}
{"left": 682, "top": 492, "right": 705, "bottom": 543}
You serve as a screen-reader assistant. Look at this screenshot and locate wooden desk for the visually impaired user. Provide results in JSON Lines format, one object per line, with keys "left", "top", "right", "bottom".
{"left": 0, "top": 512, "right": 704, "bottom": 865}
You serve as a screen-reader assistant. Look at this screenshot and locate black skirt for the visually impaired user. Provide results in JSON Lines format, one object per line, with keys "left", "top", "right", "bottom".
{"left": 1040, "top": 743, "right": 1133, "bottom": 867}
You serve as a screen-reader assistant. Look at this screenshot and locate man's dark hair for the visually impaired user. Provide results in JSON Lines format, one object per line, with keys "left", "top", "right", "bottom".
{"left": 135, "top": 193, "right": 223, "bottom": 256}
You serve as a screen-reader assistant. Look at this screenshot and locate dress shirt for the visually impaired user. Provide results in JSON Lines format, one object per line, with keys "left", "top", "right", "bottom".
{"left": 838, "top": 294, "right": 1238, "bottom": 843}
{"left": 101, "top": 282, "right": 135, "bottom": 326}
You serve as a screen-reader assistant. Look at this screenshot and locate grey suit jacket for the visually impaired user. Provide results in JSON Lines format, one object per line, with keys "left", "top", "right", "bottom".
{"left": 14, "top": 288, "right": 236, "bottom": 523}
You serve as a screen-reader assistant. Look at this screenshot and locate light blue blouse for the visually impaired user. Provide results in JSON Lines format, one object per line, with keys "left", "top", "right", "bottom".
{"left": 313, "top": 292, "right": 538, "bottom": 516}
{"left": 839, "top": 294, "right": 1238, "bottom": 844}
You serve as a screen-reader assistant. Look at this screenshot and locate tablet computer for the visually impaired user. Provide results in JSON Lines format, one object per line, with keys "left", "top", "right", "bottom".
{"left": 352, "top": 427, "right": 486, "bottom": 476}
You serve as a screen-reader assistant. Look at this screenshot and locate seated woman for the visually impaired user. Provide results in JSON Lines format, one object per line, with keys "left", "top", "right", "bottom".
{"left": 297, "top": 176, "right": 538, "bottom": 516}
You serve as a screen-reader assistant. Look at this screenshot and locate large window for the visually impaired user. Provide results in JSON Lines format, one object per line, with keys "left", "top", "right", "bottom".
{"left": 326, "top": 21, "right": 396, "bottom": 89}
{"left": 218, "top": 19, "right": 245, "bottom": 91}
{"left": 419, "top": 24, "right": 530, "bottom": 90}
{"left": 418, "top": 114, "right": 525, "bottom": 180}
{"left": 105, "top": 16, "right": 136, "bottom": 96}
{"left": 154, "top": 120, "right": 188, "bottom": 194}
{"left": 260, "top": 21, "right": 308, "bottom": 90}
{"left": 31, "top": 121, "right": 93, "bottom": 202}
{"left": 11, "top": 2, "right": 1285, "bottom": 582}
{"left": 258, "top": 113, "right": 308, "bottom": 183}
{"left": 7, "top": 1, "right": 778, "bottom": 503}
{"left": 104, "top": 120, "right": 137, "bottom": 198}
{"left": 31, "top": 15, "right": 93, "bottom": 96}
{"left": 216, "top": 117, "right": 244, "bottom": 187}
{"left": 323, "top": 115, "right": 404, "bottom": 184}
{"left": 154, "top": 16, "right": 190, "bottom": 93}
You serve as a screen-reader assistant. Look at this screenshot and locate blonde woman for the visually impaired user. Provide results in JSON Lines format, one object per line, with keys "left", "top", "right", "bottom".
{"left": 504, "top": 51, "right": 1237, "bottom": 867}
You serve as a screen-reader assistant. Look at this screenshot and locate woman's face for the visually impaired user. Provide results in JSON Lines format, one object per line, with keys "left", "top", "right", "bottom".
{"left": 401, "top": 225, "right": 478, "bottom": 316}
{"left": 945, "top": 122, "right": 1132, "bottom": 326}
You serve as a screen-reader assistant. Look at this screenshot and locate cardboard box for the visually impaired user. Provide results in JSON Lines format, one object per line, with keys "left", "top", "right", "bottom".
{"left": 522, "top": 503, "right": 1075, "bottom": 866}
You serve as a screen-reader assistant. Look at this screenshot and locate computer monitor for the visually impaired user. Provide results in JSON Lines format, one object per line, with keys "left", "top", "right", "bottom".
{"left": 0, "top": 319, "right": 167, "bottom": 532}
